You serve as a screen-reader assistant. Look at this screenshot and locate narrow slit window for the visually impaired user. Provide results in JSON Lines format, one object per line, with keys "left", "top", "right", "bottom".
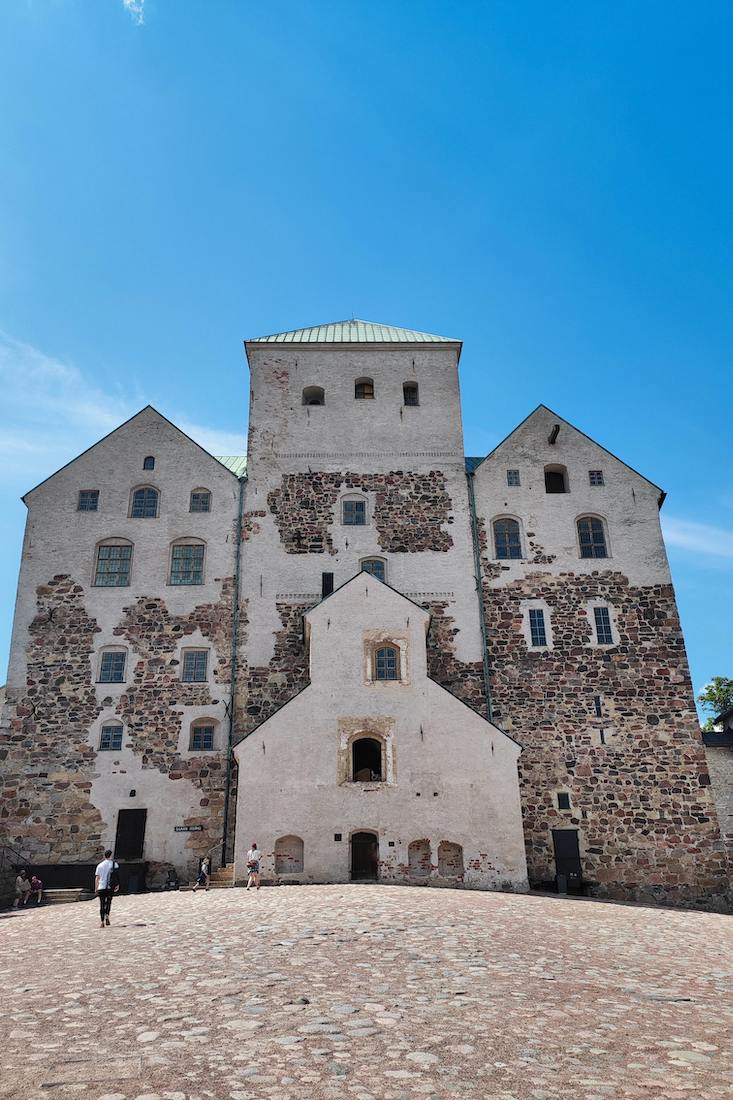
{"left": 493, "top": 518, "right": 522, "bottom": 559}
{"left": 99, "top": 651, "right": 126, "bottom": 683}
{"left": 182, "top": 650, "right": 208, "bottom": 682}
{"left": 99, "top": 725, "right": 123, "bottom": 751}
{"left": 342, "top": 499, "right": 367, "bottom": 526}
{"left": 131, "top": 487, "right": 159, "bottom": 518}
{"left": 170, "top": 544, "right": 205, "bottom": 585}
{"left": 529, "top": 608, "right": 547, "bottom": 647}
{"left": 374, "top": 645, "right": 399, "bottom": 681}
{"left": 594, "top": 694, "right": 603, "bottom": 718}
{"left": 403, "top": 382, "right": 419, "bottom": 406}
{"left": 594, "top": 606, "right": 614, "bottom": 645}
{"left": 95, "top": 544, "right": 132, "bottom": 587}
{"left": 557, "top": 792, "right": 571, "bottom": 810}
{"left": 578, "top": 517, "right": 608, "bottom": 558}
{"left": 78, "top": 490, "right": 99, "bottom": 512}
{"left": 321, "top": 572, "right": 334, "bottom": 597}
{"left": 506, "top": 470, "right": 520, "bottom": 487}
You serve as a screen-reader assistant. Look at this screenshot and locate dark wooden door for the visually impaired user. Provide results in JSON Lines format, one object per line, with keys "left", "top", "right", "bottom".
{"left": 552, "top": 828, "right": 582, "bottom": 894}
{"left": 115, "top": 809, "right": 147, "bottom": 860}
{"left": 351, "top": 832, "right": 378, "bottom": 880}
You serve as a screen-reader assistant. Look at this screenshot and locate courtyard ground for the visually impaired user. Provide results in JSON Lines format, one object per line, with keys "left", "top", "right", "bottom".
{"left": 1, "top": 885, "right": 732, "bottom": 1100}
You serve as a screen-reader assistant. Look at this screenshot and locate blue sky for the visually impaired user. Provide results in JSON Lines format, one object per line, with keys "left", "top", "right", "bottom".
{"left": 1, "top": 1, "right": 731, "bottom": 714}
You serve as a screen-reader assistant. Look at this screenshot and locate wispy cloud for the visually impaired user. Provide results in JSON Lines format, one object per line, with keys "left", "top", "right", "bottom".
{"left": 0, "top": 331, "right": 245, "bottom": 494}
{"left": 662, "top": 515, "right": 733, "bottom": 562}
{"left": 122, "top": 0, "right": 145, "bottom": 25}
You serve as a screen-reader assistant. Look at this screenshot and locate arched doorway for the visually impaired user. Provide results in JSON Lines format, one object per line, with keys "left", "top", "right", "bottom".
{"left": 350, "top": 831, "right": 378, "bottom": 881}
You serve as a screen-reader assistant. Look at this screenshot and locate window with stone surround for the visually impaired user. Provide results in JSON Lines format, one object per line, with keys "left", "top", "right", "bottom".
{"left": 182, "top": 649, "right": 209, "bottom": 682}
{"left": 374, "top": 643, "right": 400, "bottom": 681}
{"left": 352, "top": 736, "right": 383, "bottom": 781}
{"left": 99, "top": 724, "right": 123, "bottom": 751}
{"left": 403, "top": 382, "right": 419, "bottom": 406}
{"left": 130, "top": 486, "right": 159, "bottom": 518}
{"left": 169, "top": 540, "right": 205, "bottom": 585}
{"left": 302, "top": 386, "right": 325, "bottom": 406}
{"left": 342, "top": 496, "right": 368, "bottom": 526}
{"left": 506, "top": 469, "right": 520, "bottom": 487}
{"left": 529, "top": 608, "right": 548, "bottom": 647}
{"left": 190, "top": 720, "right": 216, "bottom": 751}
{"left": 577, "top": 516, "right": 608, "bottom": 558}
{"left": 544, "top": 464, "right": 568, "bottom": 493}
{"left": 493, "top": 517, "right": 522, "bottom": 559}
{"left": 355, "top": 377, "right": 375, "bottom": 399}
{"left": 589, "top": 470, "right": 604, "bottom": 486}
{"left": 98, "top": 649, "right": 127, "bottom": 683}
{"left": 190, "top": 489, "right": 211, "bottom": 513}
{"left": 78, "top": 489, "right": 99, "bottom": 512}
{"left": 94, "top": 541, "right": 133, "bottom": 587}
{"left": 360, "top": 557, "right": 386, "bottom": 582}
{"left": 593, "top": 606, "right": 614, "bottom": 645}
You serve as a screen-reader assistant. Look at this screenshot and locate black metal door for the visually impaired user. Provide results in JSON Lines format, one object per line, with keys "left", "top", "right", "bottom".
{"left": 114, "top": 809, "right": 147, "bottom": 860}
{"left": 351, "top": 832, "right": 378, "bottom": 880}
{"left": 552, "top": 828, "right": 582, "bottom": 894}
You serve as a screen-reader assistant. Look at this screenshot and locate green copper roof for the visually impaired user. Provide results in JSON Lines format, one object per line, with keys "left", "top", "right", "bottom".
{"left": 216, "top": 455, "right": 247, "bottom": 478}
{"left": 247, "top": 319, "right": 460, "bottom": 344}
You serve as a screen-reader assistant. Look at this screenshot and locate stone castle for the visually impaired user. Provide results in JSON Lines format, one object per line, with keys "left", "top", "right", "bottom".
{"left": 1, "top": 319, "right": 729, "bottom": 907}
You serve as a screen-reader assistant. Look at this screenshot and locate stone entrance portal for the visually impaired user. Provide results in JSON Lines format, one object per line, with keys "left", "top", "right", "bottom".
{"left": 351, "top": 831, "right": 378, "bottom": 880}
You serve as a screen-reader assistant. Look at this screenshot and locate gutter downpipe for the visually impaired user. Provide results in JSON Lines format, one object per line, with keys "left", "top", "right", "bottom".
{"left": 466, "top": 471, "right": 494, "bottom": 722}
{"left": 221, "top": 474, "right": 245, "bottom": 869}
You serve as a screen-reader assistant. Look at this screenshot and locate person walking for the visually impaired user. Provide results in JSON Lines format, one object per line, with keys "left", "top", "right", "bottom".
{"left": 94, "top": 849, "right": 120, "bottom": 928}
{"left": 246, "top": 842, "right": 261, "bottom": 890}
{"left": 13, "top": 869, "right": 31, "bottom": 908}
{"left": 192, "top": 855, "right": 210, "bottom": 893}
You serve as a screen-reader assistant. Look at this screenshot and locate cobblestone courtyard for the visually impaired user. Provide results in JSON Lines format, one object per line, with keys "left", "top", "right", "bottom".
{"left": 1, "top": 885, "right": 732, "bottom": 1100}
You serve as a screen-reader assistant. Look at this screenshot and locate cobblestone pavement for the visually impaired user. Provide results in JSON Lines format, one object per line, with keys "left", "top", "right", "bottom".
{"left": 1, "top": 885, "right": 732, "bottom": 1100}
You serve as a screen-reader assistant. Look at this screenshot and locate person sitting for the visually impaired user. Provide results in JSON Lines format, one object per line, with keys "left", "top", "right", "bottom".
{"left": 13, "top": 869, "right": 31, "bottom": 909}
{"left": 28, "top": 874, "right": 43, "bottom": 905}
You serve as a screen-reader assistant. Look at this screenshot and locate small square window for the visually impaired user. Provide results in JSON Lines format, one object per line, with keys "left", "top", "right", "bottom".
{"left": 557, "top": 792, "right": 571, "bottom": 810}
{"left": 99, "top": 651, "right": 126, "bottom": 683}
{"left": 78, "top": 490, "right": 99, "bottom": 512}
{"left": 190, "top": 725, "right": 215, "bottom": 751}
{"left": 342, "top": 499, "right": 367, "bottom": 526}
{"left": 190, "top": 491, "right": 211, "bottom": 513}
{"left": 529, "top": 608, "right": 547, "bottom": 647}
{"left": 506, "top": 469, "right": 520, "bottom": 487}
{"left": 589, "top": 470, "right": 604, "bottom": 486}
{"left": 334, "top": 833, "right": 342, "bottom": 842}
{"left": 182, "top": 650, "right": 208, "bottom": 682}
{"left": 594, "top": 606, "right": 614, "bottom": 645}
{"left": 143, "top": 456, "right": 155, "bottom": 470}
{"left": 99, "top": 726, "right": 123, "bottom": 751}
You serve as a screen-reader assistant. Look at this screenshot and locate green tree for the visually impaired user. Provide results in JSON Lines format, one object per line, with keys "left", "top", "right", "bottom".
{"left": 697, "top": 676, "right": 733, "bottom": 731}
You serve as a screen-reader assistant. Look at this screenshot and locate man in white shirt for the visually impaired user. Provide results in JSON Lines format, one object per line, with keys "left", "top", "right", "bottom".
{"left": 94, "top": 849, "right": 119, "bottom": 928}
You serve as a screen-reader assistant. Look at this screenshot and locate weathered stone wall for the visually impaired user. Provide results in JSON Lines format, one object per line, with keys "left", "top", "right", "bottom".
{"left": 422, "top": 600, "right": 486, "bottom": 714}
{"left": 705, "top": 744, "right": 733, "bottom": 851}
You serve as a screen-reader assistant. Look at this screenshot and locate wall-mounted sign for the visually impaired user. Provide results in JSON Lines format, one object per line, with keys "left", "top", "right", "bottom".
{"left": 174, "top": 825, "right": 204, "bottom": 832}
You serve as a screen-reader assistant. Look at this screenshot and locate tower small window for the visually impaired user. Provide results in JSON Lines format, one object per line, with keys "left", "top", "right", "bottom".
{"left": 94, "top": 542, "right": 132, "bottom": 587}
{"left": 544, "top": 465, "right": 568, "bottom": 493}
{"left": 557, "top": 792, "right": 571, "bottom": 810}
{"left": 190, "top": 721, "right": 215, "bottom": 751}
{"left": 594, "top": 606, "right": 614, "bottom": 645}
{"left": 321, "top": 572, "right": 334, "bottom": 597}
{"left": 403, "top": 382, "right": 419, "bottom": 406}
{"left": 594, "top": 694, "right": 603, "bottom": 718}
{"left": 506, "top": 470, "right": 520, "bottom": 487}
{"left": 143, "top": 456, "right": 155, "bottom": 471}
{"left": 131, "top": 487, "right": 159, "bottom": 518}
{"left": 529, "top": 608, "right": 547, "bottom": 647}
{"left": 589, "top": 470, "right": 604, "bottom": 486}
{"left": 355, "top": 378, "right": 375, "bottom": 399}
{"left": 493, "top": 518, "right": 522, "bottom": 560}
{"left": 302, "top": 386, "right": 325, "bottom": 406}
{"left": 182, "top": 649, "right": 209, "bottom": 682}
{"left": 170, "top": 542, "right": 205, "bottom": 585}
{"left": 342, "top": 499, "right": 367, "bottom": 526}
{"left": 352, "top": 737, "right": 383, "bottom": 781}
{"left": 190, "top": 490, "right": 211, "bottom": 513}
{"left": 374, "top": 644, "right": 400, "bottom": 681}
{"left": 578, "top": 517, "right": 608, "bottom": 558}
{"left": 78, "top": 490, "right": 99, "bottom": 512}
{"left": 99, "top": 724, "right": 123, "bottom": 752}
{"left": 361, "top": 558, "right": 386, "bottom": 582}
{"left": 98, "top": 650, "right": 126, "bottom": 683}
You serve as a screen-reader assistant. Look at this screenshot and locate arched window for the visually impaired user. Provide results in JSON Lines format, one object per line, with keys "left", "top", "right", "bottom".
{"left": 438, "top": 841, "right": 464, "bottom": 878}
{"left": 403, "top": 382, "right": 419, "bottom": 406}
{"left": 352, "top": 737, "right": 383, "bottom": 781}
{"left": 341, "top": 494, "right": 368, "bottom": 526}
{"left": 302, "top": 386, "right": 325, "bottom": 406}
{"left": 97, "top": 647, "right": 127, "bottom": 683}
{"left": 360, "top": 557, "right": 386, "bottom": 582}
{"left": 169, "top": 539, "right": 205, "bottom": 585}
{"left": 130, "top": 486, "right": 159, "bottom": 518}
{"left": 544, "top": 464, "right": 568, "bottom": 493}
{"left": 99, "top": 723, "right": 123, "bottom": 751}
{"left": 408, "top": 839, "right": 431, "bottom": 879}
{"left": 493, "top": 518, "right": 522, "bottom": 559}
{"left": 374, "top": 644, "right": 399, "bottom": 681}
{"left": 577, "top": 516, "right": 608, "bottom": 559}
{"left": 275, "top": 835, "right": 304, "bottom": 873}
{"left": 190, "top": 488, "right": 211, "bottom": 513}
{"left": 355, "top": 377, "right": 375, "bottom": 399}
{"left": 94, "top": 540, "right": 133, "bottom": 587}
{"left": 190, "top": 719, "right": 216, "bottom": 751}
{"left": 143, "top": 456, "right": 155, "bottom": 471}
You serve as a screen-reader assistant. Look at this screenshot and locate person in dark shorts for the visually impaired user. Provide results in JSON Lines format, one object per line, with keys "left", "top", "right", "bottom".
{"left": 192, "top": 856, "right": 211, "bottom": 893}
{"left": 246, "top": 842, "right": 261, "bottom": 890}
{"left": 94, "top": 849, "right": 120, "bottom": 928}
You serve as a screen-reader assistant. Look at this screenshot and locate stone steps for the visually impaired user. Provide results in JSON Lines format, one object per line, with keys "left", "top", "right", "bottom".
{"left": 40, "top": 889, "right": 94, "bottom": 906}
